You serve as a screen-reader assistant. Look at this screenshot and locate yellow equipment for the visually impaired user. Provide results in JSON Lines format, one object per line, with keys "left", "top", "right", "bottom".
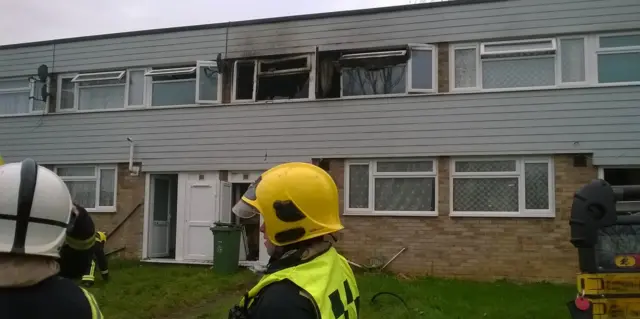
{"left": 568, "top": 180, "right": 640, "bottom": 318}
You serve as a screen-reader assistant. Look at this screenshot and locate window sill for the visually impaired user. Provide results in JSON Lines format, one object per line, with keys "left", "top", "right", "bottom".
{"left": 344, "top": 211, "right": 438, "bottom": 217}
{"left": 449, "top": 211, "right": 555, "bottom": 218}
{"left": 86, "top": 208, "right": 117, "bottom": 214}
{"left": 449, "top": 81, "right": 640, "bottom": 95}
{"left": 0, "top": 111, "right": 46, "bottom": 118}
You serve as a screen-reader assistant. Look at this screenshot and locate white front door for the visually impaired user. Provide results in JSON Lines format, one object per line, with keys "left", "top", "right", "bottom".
{"left": 182, "top": 173, "right": 218, "bottom": 261}
{"left": 149, "top": 175, "right": 172, "bottom": 258}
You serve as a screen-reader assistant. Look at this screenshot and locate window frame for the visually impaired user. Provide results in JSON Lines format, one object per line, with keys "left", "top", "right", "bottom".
{"left": 344, "top": 158, "right": 438, "bottom": 217}
{"left": 593, "top": 31, "right": 640, "bottom": 86}
{"left": 124, "top": 68, "right": 148, "bottom": 108}
{"left": 231, "top": 60, "right": 258, "bottom": 102}
{"left": 598, "top": 166, "right": 640, "bottom": 212}
{"left": 55, "top": 164, "right": 118, "bottom": 213}
{"left": 71, "top": 70, "right": 126, "bottom": 83}
{"left": 57, "top": 71, "right": 139, "bottom": 112}
{"left": 195, "top": 60, "right": 222, "bottom": 104}
{"left": 0, "top": 76, "right": 49, "bottom": 117}
{"left": 339, "top": 45, "right": 438, "bottom": 98}
{"left": 450, "top": 32, "right": 640, "bottom": 93}
{"left": 449, "top": 156, "right": 555, "bottom": 218}
{"left": 232, "top": 54, "right": 315, "bottom": 103}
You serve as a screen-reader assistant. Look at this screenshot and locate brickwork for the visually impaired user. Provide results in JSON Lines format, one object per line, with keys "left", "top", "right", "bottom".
{"left": 326, "top": 155, "right": 597, "bottom": 283}
{"left": 91, "top": 163, "right": 145, "bottom": 259}
{"left": 437, "top": 43, "right": 450, "bottom": 93}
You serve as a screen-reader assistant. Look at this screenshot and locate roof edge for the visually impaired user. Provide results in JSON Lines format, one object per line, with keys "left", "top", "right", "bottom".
{"left": 0, "top": 0, "right": 508, "bottom": 50}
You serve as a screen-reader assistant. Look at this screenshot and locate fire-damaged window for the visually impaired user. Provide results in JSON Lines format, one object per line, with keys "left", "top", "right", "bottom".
{"left": 232, "top": 54, "right": 312, "bottom": 101}
{"left": 316, "top": 44, "right": 436, "bottom": 99}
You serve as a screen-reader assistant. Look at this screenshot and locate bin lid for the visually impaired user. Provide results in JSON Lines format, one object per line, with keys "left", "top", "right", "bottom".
{"left": 210, "top": 222, "right": 243, "bottom": 231}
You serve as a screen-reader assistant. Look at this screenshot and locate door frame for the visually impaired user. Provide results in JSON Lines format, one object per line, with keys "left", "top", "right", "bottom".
{"left": 142, "top": 172, "right": 178, "bottom": 260}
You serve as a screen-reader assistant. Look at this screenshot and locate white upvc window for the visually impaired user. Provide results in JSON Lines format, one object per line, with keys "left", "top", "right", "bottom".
{"left": 57, "top": 69, "right": 140, "bottom": 111}
{"left": 451, "top": 32, "right": 640, "bottom": 92}
{"left": 0, "top": 76, "right": 48, "bottom": 116}
{"left": 339, "top": 44, "right": 437, "bottom": 97}
{"left": 55, "top": 165, "right": 118, "bottom": 212}
{"left": 450, "top": 156, "right": 555, "bottom": 218}
{"left": 345, "top": 158, "right": 437, "bottom": 216}
{"left": 598, "top": 166, "right": 640, "bottom": 212}
{"left": 145, "top": 62, "right": 220, "bottom": 106}
{"left": 595, "top": 32, "right": 640, "bottom": 85}
{"left": 232, "top": 54, "right": 314, "bottom": 102}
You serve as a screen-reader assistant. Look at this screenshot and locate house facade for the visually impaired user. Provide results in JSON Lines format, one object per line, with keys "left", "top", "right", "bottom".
{"left": 0, "top": 0, "right": 639, "bottom": 282}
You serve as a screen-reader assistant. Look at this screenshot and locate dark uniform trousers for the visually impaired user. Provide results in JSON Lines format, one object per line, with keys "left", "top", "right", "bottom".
{"left": 82, "top": 233, "right": 109, "bottom": 286}
{"left": 58, "top": 206, "right": 97, "bottom": 281}
{"left": 0, "top": 276, "right": 103, "bottom": 319}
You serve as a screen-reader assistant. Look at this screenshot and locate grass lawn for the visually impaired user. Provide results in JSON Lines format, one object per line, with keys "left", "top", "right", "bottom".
{"left": 85, "top": 259, "right": 254, "bottom": 319}
{"left": 201, "top": 272, "right": 575, "bottom": 319}
{"left": 86, "top": 260, "right": 575, "bottom": 319}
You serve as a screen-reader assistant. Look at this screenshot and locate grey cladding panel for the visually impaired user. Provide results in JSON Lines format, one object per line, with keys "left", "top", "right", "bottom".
{"left": 0, "top": 45, "right": 54, "bottom": 77}
{"left": 3, "top": 0, "right": 639, "bottom": 74}
{"left": 1, "top": 86, "right": 639, "bottom": 171}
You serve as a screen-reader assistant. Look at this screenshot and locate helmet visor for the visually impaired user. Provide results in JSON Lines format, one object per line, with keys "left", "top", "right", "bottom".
{"left": 232, "top": 200, "right": 259, "bottom": 219}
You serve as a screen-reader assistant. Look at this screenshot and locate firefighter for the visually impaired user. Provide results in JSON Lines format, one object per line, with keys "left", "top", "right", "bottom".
{"left": 81, "top": 231, "right": 110, "bottom": 287}
{"left": 58, "top": 203, "right": 98, "bottom": 282}
{"left": 0, "top": 158, "right": 103, "bottom": 318}
{"left": 228, "top": 162, "right": 360, "bottom": 319}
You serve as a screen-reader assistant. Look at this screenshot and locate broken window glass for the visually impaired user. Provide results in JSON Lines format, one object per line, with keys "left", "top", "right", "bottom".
{"left": 342, "top": 65, "right": 407, "bottom": 96}
{"left": 338, "top": 50, "right": 409, "bottom": 97}
{"left": 234, "top": 61, "right": 255, "bottom": 101}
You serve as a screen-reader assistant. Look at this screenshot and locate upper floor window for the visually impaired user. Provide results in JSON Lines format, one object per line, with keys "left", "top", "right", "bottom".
{"left": 338, "top": 44, "right": 436, "bottom": 97}
{"left": 0, "top": 77, "right": 47, "bottom": 115}
{"left": 58, "top": 70, "right": 136, "bottom": 111}
{"left": 146, "top": 61, "right": 220, "bottom": 106}
{"left": 451, "top": 32, "right": 640, "bottom": 91}
{"left": 55, "top": 164, "right": 117, "bottom": 212}
{"left": 232, "top": 55, "right": 312, "bottom": 102}
{"left": 597, "top": 33, "right": 640, "bottom": 84}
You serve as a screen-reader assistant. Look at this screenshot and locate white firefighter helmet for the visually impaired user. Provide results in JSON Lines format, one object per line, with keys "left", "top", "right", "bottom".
{"left": 0, "top": 158, "right": 73, "bottom": 258}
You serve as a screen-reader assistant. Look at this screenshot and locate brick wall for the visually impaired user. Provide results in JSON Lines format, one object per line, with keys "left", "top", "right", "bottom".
{"left": 91, "top": 163, "right": 145, "bottom": 259}
{"left": 326, "top": 155, "right": 597, "bottom": 283}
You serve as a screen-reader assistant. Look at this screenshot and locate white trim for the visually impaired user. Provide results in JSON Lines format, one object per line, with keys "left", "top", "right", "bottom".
{"left": 480, "top": 38, "right": 557, "bottom": 57}
{"left": 54, "top": 164, "right": 118, "bottom": 213}
{"left": 0, "top": 76, "right": 47, "bottom": 116}
{"left": 339, "top": 50, "right": 407, "bottom": 61}
{"left": 339, "top": 45, "right": 438, "bottom": 98}
{"left": 195, "top": 60, "right": 222, "bottom": 104}
{"left": 451, "top": 32, "right": 640, "bottom": 93}
{"left": 124, "top": 68, "right": 147, "bottom": 108}
{"left": 231, "top": 60, "right": 257, "bottom": 102}
{"left": 407, "top": 44, "right": 437, "bottom": 94}
{"left": 142, "top": 173, "right": 151, "bottom": 259}
{"left": 557, "top": 36, "right": 588, "bottom": 86}
{"left": 449, "top": 156, "right": 555, "bottom": 218}
{"left": 71, "top": 71, "right": 125, "bottom": 83}
{"left": 144, "top": 67, "right": 197, "bottom": 77}
{"left": 257, "top": 54, "right": 311, "bottom": 76}
{"left": 344, "top": 158, "right": 438, "bottom": 217}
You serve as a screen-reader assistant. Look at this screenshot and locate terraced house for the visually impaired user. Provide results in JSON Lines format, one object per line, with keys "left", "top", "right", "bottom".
{"left": 1, "top": 0, "right": 639, "bottom": 282}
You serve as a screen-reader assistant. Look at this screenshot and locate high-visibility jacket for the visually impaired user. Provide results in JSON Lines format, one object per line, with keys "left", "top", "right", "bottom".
{"left": 239, "top": 247, "right": 360, "bottom": 319}
{"left": 0, "top": 275, "right": 103, "bottom": 319}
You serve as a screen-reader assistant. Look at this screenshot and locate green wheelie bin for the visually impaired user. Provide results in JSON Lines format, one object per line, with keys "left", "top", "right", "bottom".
{"left": 210, "top": 222, "right": 243, "bottom": 274}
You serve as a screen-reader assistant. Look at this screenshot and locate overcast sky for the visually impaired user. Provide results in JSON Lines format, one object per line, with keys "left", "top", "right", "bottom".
{"left": 0, "top": 0, "right": 433, "bottom": 45}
